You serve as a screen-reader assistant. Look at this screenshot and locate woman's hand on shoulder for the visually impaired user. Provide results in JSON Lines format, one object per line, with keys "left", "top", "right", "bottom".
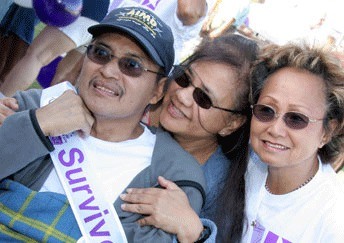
{"left": 120, "top": 176, "right": 204, "bottom": 243}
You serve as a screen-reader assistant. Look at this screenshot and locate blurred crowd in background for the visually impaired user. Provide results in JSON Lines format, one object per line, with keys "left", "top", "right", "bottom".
{"left": 0, "top": 0, "right": 343, "bottom": 97}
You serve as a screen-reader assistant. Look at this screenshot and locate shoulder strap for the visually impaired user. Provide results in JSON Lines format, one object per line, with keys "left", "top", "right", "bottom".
{"left": 41, "top": 82, "right": 128, "bottom": 243}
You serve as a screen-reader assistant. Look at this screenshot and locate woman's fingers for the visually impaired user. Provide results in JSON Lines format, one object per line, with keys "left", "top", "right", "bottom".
{"left": 157, "top": 176, "right": 180, "bottom": 190}
{"left": 120, "top": 202, "right": 154, "bottom": 215}
{"left": 120, "top": 191, "right": 157, "bottom": 204}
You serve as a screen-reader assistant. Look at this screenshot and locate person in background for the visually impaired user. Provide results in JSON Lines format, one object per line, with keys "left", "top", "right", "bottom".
{"left": 244, "top": 42, "right": 344, "bottom": 242}
{"left": 50, "top": 0, "right": 215, "bottom": 87}
{"left": 120, "top": 33, "right": 259, "bottom": 242}
{"left": 108, "top": 0, "right": 215, "bottom": 63}
{"left": 0, "top": 7, "right": 207, "bottom": 242}
{"left": 0, "top": 3, "right": 39, "bottom": 88}
{"left": 0, "top": 0, "right": 110, "bottom": 97}
{"left": 201, "top": 0, "right": 250, "bottom": 38}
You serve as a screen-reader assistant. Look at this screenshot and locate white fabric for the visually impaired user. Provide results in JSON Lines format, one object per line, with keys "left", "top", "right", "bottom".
{"left": 151, "top": 1, "right": 211, "bottom": 63}
{"left": 59, "top": 16, "right": 99, "bottom": 47}
{"left": 40, "top": 124, "right": 156, "bottom": 203}
{"left": 243, "top": 153, "right": 344, "bottom": 243}
{"left": 108, "top": 0, "right": 216, "bottom": 63}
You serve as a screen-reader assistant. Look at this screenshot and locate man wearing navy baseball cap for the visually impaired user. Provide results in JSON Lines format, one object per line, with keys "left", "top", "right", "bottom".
{"left": 0, "top": 6, "right": 206, "bottom": 243}
{"left": 88, "top": 6, "right": 174, "bottom": 76}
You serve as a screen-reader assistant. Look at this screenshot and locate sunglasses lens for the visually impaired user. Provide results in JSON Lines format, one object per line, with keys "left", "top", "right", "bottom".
{"left": 253, "top": 104, "right": 311, "bottom": 129}
{"left": 118, "top": 57, "right": 143, "bottom": 77}
{"left": 173, "top": 67, "right": 213, "bottom": 109}
{"left": 284, "top": 112, "right": 309, "bottom": 129}
{"left": 174, "top": 72, "right": 191, "bottom": 88}
{"left": 193, "top": 88, "right": 212, "bottom": 109}
{"left": 253, "top": 104, "right": 275, "bottom": 122}
{"left": 87, "top": 45, "right": 144, "bottom": 77}
{"left": 87, "top": 45, "right": 110, "bottom": 65}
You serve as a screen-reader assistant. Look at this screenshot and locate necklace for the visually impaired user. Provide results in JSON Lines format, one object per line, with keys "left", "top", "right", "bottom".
{"left": 265, "top": 173, "right": 316, "bottom": 194}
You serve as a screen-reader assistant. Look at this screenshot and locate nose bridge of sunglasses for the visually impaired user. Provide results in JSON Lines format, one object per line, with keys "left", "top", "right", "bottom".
{"left": 272, "top": 111, "right": 288, "bottom": 125}
{"left": 99, "top": 55, "right": 121, "bottom": 70}
{"left": 262, "top": 115, "right": 288, "bottom": 134}
{"left": 95, "top": 57, "right": 131, "bottom": 80}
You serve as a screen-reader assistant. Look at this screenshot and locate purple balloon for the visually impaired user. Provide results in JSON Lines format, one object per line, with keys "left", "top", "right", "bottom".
{"left": 33, "top": 0, "right": 83, "bottom": 27}
{"left": 37, "top": 56, "right": 63, "bottom": 88}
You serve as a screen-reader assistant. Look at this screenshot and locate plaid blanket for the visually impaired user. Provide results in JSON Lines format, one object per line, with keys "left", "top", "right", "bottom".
{"left": 0, "top": 179, "right": 82, "bottom": 242}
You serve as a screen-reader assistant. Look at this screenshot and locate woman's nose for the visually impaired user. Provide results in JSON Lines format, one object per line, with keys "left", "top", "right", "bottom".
{"left": 175, "top": 83, "right": 195, "bottom": 108}
{"left": 266, "top": 116, "right": 288, "bottom": 137}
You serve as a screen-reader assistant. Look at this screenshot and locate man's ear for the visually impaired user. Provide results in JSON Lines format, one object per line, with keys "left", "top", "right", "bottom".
{"left": 149, "top": 78, "right": 166, "bottom": 105}
{"left": 218, "top": 115, "right": 247, "bottom": 137}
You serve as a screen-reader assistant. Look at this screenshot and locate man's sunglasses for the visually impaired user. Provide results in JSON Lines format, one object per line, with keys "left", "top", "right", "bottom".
{"left": 86, "top": 44, "right": 164, "bottom": 77}
{"left": 171, "top": 66, "right": 243, "bottom": 114}
{"left": 251, "top": 104, "right": 324, "bottom": 130}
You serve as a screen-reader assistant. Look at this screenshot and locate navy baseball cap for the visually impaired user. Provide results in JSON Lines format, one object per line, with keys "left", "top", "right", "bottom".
{"left": 88, "top": 6, "right": 175, "bottom": 76}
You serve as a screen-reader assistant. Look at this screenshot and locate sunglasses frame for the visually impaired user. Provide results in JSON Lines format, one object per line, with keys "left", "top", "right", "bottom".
{"left": 251, "top": 104, "right": 324, "bottom": 130}
{"left": 171, "top": 65, "right": 244, "bottom": 114}
{"left": 86, "top": 44, "right": 165, "bottom": 77}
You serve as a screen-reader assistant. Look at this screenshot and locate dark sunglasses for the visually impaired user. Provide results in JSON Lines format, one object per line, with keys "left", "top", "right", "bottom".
{"left": 86, "top": 44, "right": 164, "bottom": 77}
{"left": 171, "top": 66, "right": 243, "bottom": 114}
{"left": 252, "top": 104, "right": 323, "bottom": 130}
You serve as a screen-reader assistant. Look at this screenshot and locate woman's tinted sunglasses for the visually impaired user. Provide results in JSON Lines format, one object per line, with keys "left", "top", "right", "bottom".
{"left": 86, "top": 44, "right": 164, "bottom": 77}
{"left": 171, "top": 66, "right": 243, "bottom": 114}
{"left": 252, "top": 104, "right": 324, "bottom": 130}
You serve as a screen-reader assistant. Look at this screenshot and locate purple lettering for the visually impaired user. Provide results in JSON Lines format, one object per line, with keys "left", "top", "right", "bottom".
{"left": 79, "top": 196, "right": 99, "bottom": 211}
{"left": 84, "top": 210, "right": 109, "bottom": 223}
{"left": 66, "top": 168, "right": 86, "bottom": 185}
{"left": 58, "top": 148, "right": 84, "bottom": 166}
{"left": 89, "top": 219, "right": 110, "bottom": 237}
{"left": 72, "top": 184, "right": 93, "bottom": 194}
{"left": 50, "top": 136, "right": 63, "bottom": 145}
{"left": 142, "top": 0, "right": 161, "bottom": 10}
{"left": 264, "top": 232, "right": 278, "bottom": 243}
{"left": 251, "top": 221, "right": 265, "bottom": 243}
{"left": 85, "top": 212, "right": 102, "bottom": 223}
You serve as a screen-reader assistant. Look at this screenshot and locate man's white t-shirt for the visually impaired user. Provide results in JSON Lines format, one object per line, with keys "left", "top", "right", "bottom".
{"left": 40, "top": 124, "right": 156, "bottom": 203}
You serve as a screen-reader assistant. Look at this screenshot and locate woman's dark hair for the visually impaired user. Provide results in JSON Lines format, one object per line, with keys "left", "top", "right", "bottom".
{"left": 184, "top": 34, "right": 259, "bottom": 242}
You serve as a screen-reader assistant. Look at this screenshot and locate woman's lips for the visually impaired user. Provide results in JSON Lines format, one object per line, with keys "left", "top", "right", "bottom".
{"left": 167, "top": 101, "right": 187, "bottom": 119}
{"left": 263, "top": 140, "right": 289, "bottom": 151}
